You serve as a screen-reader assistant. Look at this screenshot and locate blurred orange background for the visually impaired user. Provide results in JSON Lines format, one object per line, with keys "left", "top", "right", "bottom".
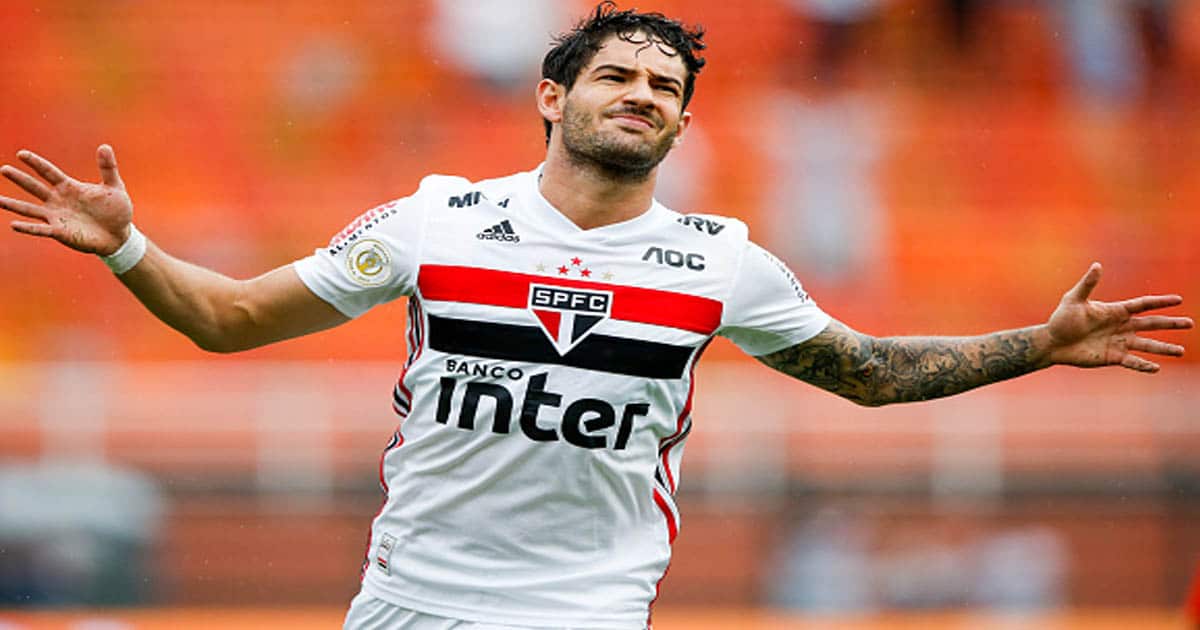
{"left": 0, "top": 0, "right": 1197, "bottom": 623}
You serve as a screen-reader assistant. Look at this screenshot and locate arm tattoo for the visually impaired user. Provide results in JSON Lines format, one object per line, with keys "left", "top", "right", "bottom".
{"left": 756, "top": 321, "right": 1051, "bottom": 407}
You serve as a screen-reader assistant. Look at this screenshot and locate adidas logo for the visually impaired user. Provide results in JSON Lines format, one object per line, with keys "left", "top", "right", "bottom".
{"left": 477, "top": 219, "right": 521, "bottom": 243}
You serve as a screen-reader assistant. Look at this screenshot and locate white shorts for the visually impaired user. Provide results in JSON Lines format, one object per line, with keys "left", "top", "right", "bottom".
{"left": 342, "top": 591, "right": 644, "bottom": 630}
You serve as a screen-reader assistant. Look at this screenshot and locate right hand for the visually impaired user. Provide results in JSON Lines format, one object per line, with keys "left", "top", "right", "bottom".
{"left": 1, "top": 145, "right": 133, "bottom": 255}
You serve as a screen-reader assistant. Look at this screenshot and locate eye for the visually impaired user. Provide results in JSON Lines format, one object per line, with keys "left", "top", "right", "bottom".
{"left": 656, "top": 85, "right": 680, "bottom": 96}
{"left": 600, "top": 75, "right": 624, "bottom": 83}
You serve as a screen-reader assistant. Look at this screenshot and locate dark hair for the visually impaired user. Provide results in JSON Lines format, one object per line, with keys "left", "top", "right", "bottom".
{"left": 540, "top": 1, "right": 707, "bottom": 142}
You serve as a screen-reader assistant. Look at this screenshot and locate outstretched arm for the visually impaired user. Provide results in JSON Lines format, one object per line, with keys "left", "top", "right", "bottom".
{"left": 757, "top": 264, "right": 1193, "bottom": 407}
{"left": 1, "top": 146, "right": 348, "bottom": 352}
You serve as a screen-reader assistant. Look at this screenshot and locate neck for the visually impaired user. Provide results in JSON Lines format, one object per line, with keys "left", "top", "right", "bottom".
{"left": 538, "top": 145, "right": 658, "bottom": 231}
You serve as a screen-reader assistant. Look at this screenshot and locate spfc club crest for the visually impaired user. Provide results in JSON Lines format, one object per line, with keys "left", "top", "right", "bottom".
{"left": 528, "top": 284, "right": 613, "bottom": 355}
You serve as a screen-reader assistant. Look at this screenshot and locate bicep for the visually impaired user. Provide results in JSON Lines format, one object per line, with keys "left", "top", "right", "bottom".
{"left": 753, "top": 319, "right": 880, "bottom": 405}
{"left": 228, "top": 264, "right": 350, "bottom": 350}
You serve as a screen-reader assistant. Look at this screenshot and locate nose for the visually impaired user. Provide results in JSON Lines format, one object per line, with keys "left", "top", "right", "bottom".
{"left": 622, "top": 77, "right": 655, "bottom": 109}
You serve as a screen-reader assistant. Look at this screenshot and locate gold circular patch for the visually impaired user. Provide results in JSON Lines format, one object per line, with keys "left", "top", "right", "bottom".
{"left": 346, "top": 239, "right": 392, "bottom": 287}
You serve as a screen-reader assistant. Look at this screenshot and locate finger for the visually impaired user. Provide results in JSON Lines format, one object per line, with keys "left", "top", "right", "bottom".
{"left": 11, "top": 220, "right": 57, "bottom": 238}
{"left": 16, "top": 150, "right": 70, "bottom": 186}
{"left": 0, "top": 194, "right": 48, "bottom": 220}
{"left": 1065, "top": 262, "right": 1102, "bottom": 302}
{"left": 1127, "top": 315, "right": 1195, "bottom": 332}
{"left": 1127, "top": 336, "right": 1185, "bottom": 357}
{"left": 1119, "top": 354, "right": 1159, "bottom": 373}
{"left": 96, "top": 144, "right": 123, "bottom": 188}
{"left": 0, "top": 165, "right": 53, "bottom": 201}
{"left": 1117, "top": 294, "right": 1184, "bottom": 315}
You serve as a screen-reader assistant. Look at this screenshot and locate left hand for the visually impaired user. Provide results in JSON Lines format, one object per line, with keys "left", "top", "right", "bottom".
{"left": 1046, "top": 263, "right": 1193, "bottom": 372}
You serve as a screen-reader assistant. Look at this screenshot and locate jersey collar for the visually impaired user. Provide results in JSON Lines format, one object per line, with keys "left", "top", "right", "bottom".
{"left": 520, "top": 165, "right": 669, "bottom": 240}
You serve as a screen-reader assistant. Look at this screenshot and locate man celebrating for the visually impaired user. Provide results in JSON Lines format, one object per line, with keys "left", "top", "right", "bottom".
{"left": 0, "top": 3, "right": 1191, "bottom": 629}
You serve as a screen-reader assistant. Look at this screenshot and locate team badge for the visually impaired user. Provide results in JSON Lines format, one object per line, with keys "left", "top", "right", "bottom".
{"left": 528, "top": 284, "right": 612, "bottom": 355}
{"left": 345, "top": 239, "right": 392, "bottom": 287}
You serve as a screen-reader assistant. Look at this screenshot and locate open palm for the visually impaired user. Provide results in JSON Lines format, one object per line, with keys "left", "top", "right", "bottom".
{"left": 1, "top": 145, "right": 132, "bottom": 255}
{"left": 1047, "top": 263, "right": 1193, "bottom": 373}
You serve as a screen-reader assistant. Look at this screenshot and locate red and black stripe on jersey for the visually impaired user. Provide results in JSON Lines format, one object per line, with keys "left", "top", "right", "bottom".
{"left": 417, "top": 265, "right": 722, "bottom": 379}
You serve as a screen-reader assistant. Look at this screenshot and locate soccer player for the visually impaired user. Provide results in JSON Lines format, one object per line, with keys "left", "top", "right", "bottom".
{"left": 0, "top": 3, "right": 1192, "bottom": 629}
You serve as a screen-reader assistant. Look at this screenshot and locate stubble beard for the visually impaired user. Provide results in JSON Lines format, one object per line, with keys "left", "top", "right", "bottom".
{"left": 560, "top": 100, "right": 678, "bottom": 183}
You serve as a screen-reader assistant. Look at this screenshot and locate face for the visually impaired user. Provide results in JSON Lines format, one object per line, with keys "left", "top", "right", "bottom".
{"left": 542, "top": 32, "right": 692, "bottom": 178}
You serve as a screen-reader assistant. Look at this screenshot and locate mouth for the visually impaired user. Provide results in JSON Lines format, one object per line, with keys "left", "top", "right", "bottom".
{"left": 609, "top": 114, "right": 656, "bottom": 130}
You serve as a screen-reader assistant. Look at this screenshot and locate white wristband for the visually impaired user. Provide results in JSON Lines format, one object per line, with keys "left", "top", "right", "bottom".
{"left": 101, "top": 224, "right": 147, "bottom": 275}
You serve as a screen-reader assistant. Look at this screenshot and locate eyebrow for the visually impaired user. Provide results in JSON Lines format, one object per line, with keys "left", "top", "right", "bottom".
{"left": 591, "top": 64, "right": 684, "bottom": 90}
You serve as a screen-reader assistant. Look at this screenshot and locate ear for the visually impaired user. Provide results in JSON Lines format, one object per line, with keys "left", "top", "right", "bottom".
{"left": 671, "top": 111, "right": 693, "bottom": 148}
{"left": 536, "top": 79, "right": 566, "bottom": 126}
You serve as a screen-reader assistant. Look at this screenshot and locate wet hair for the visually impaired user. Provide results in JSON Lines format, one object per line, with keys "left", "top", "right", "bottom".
{"left": 540, "top": 1, "right": 707, "bottom": 142}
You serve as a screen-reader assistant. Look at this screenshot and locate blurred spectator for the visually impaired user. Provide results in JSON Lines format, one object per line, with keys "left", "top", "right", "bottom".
{"left": 771, "top": 508, "right": 1069, "bottom": 613}
{"left": 971, "top": 526, "right": 1067, "bottom": 610}
{"left": 768, "top": 506, "right": 875, "bottom": 613}
{"left": 1056, "top": 0, "right": 1180, "bottom": 104}
{"left": 941, "top": 0, "right": 982, "bottom": 53}
{"left": 790, "top": 0, "right": 882, "bottom": 81}
{"left": 431, "top": 0, "right": 569, "bottom": 94}
{"left": 877, "top": 531, "right": 973, "bottom": 608}
{"left": 874, "top": 524, "right": 1067, "bottom": 611}
{"left": 941, "top": 0, "right": 1178, "bottom": 104}
{"left": 280, "top": 37, "right": 366, "bottom": 118}
{"left": 1056, "top": 0, "right": 1146, "bottom": 106}
{"left": 763, "top": 0, "right": 888, "bottom": 286}
{"left": 0, "top": 461, "right": 162, "bottom": 605}
{"left": 1132, "top": 0, "right": 1178, "bottom": 97}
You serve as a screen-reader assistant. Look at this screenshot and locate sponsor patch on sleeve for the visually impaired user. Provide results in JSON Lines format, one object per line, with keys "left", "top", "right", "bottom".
{"left": 346, "top": 239, "right": 392, "bottom": 287}
{"left": 327, "top": 202, "right": 400, "bottom": 255}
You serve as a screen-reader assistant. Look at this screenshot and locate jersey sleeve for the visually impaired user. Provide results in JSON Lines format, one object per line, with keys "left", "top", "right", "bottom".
{"left": 292, "top": 191, "right": 426, "bottom": 319}
{"left": 718, "top": 241, "right": 832, "bottom": 356}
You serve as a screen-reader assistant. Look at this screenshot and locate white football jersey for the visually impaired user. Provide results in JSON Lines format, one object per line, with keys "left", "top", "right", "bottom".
{"left": 294, "top": 166, "right": 830, "bottom": 628}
